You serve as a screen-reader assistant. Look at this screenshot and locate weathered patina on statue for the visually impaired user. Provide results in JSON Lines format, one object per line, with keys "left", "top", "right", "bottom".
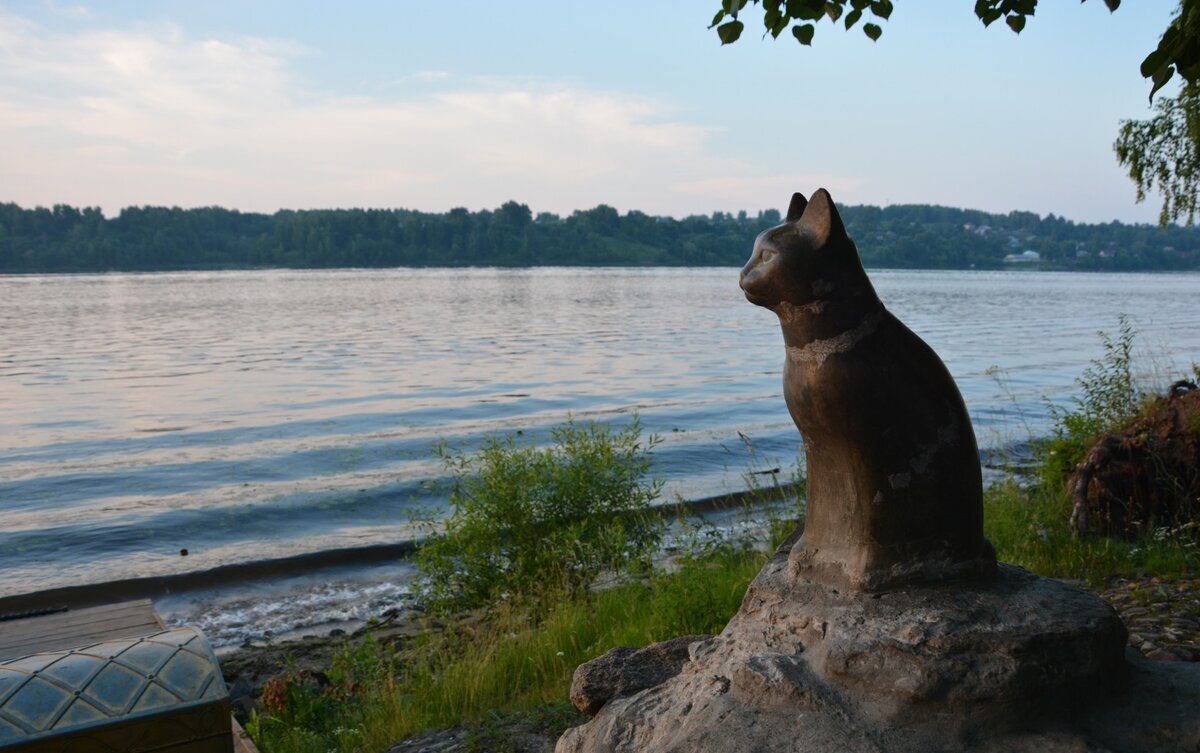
{"left": 739, "top": 189, "right": 996, "bottom": 591}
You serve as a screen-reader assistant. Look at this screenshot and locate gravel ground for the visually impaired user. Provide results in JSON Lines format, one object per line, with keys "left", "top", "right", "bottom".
{"left": 1093, "top": 573, "right": 1200, "bottom": 662}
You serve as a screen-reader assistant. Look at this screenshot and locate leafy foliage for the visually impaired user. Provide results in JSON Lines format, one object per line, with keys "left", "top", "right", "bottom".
{"left": 1040, "top": 314, "right": 1144, "bottom": 490}
{"left": 246, "top": 534, "right": 771, "bottom": 753}
{"left": 709, "top": 2, "right": 1200, "bottom": 230}
{"left": 709, "top": 1, "right": 1197, "bottom": 100}
{"left": 1115, "top": 83, "right": 1200, "bottom": 226}
{"left": 1139, "top": 0, "right": 1200, "bottom": 99}
{"left": 245, "top": 638, "right": 391, "bottom": 753}
{"left": 415, "top": 420, "right": 664, "bottom": 613}
{"left": 3, "top": 199, "right": 1199, "bottom": 272}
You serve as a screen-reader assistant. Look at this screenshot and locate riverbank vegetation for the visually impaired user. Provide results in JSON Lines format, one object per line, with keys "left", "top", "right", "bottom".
{"left": 987, "top": 320, "right": 1199, "bottom": 581}
{"left": 244, "top": 509, "right": 780, "bottom": 752}
{"left": 242, "top": 325, "right": 1200, "bottom": 753}
{"left": 415, "top": 420, "right": 664, "bottom": 614}
{"left": 3, "top": 200, "right": 1200, "bottom": 273}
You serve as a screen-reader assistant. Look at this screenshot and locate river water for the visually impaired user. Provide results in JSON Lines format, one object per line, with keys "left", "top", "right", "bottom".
{"left": 2, "top": 267, "right": 1199, "bottom": 644}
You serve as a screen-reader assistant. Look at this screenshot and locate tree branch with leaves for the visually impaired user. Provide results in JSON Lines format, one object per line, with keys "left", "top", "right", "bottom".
{"left": 711, "top": 0, "right": 1200, "bottom": 225}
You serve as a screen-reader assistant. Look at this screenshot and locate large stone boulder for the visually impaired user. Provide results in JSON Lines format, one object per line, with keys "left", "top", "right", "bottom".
{"left": 557, "top": 537, "right": 1200, "bottom": 752}
{"left": 570, "top": 635, "right": 710, "bottom": 717}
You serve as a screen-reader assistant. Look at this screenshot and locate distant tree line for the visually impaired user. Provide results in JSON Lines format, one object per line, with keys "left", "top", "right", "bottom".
{"left": 1, "top": 200, "right": 1197, "bottom": 273}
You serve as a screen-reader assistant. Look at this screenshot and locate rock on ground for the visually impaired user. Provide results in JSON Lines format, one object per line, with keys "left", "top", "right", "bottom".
{"left": 557, "top": 539, "right": 1200, "bottom": 753}
{"left": 570, "top": 634, "right": 710, "bottom": 716}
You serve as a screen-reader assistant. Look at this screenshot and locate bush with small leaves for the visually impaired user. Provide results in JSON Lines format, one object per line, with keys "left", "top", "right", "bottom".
{"left": 416, "top": 419, "right": 663, "bottom": 614}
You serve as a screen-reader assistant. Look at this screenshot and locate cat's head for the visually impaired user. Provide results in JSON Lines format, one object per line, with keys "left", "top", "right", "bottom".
{"left": 739, "top": 188, "right": 869, "bottom": 311}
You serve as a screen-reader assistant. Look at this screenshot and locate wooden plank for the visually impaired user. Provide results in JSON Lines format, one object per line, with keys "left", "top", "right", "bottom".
{"left": 0, "top": 602, "right": 160, "bottom": 643}
{"left": 0, "top": 622, "right": 164, "bottom": 657}
{"left": 0, "top": 599, "right": 155, "bottom": 623}
{"left": 1, "top": 610, "right": 160, "bottom": 640}
{"left": 232, "top": 717, "right": 261, "bottom": 753}
{"left": 0, "top": 611, "right": 162, "bottom": 648}
{"left": 0, "top": 612, "right": 163, "bottom": 646}
{"left": 0, "top": 599, "right": 164, "bottom": 660}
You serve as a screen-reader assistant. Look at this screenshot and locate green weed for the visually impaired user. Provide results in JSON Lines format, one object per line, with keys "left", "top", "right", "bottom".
{"left": 247, "top": 538, "right": 767, "bottom": 753}
{"left": 415, "top": 418, "right": 664, "bottom": 614}
{"left": 1040, "top": 314, "right": 1147, "bottom": 490}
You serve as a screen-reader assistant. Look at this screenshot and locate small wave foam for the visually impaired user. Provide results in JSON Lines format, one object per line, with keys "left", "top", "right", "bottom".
{"left": 155, "top": 561, "right": 415, "bottom": 647}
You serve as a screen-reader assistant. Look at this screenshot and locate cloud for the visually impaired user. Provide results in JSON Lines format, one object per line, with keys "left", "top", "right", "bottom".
{"left": 0, "top": 12, "right": 821, "bottom": 217}
{"left": 42, "top": 1, "right": 90, "bottom": 19}
{"left": 672, "top": 175, "right": 865, "bottom": 205}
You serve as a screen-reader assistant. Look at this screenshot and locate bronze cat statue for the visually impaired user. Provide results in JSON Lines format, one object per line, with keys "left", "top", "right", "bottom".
{"left": 740, "top": 189, "right": 996, "bottom": 591}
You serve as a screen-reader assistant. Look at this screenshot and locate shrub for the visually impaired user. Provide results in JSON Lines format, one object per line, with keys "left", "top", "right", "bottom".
{"left": 416, "top": 418, "right": 663, "bottom": 614}
{"left": 1040, "top": 314, "right": 1146, "bottom": 490}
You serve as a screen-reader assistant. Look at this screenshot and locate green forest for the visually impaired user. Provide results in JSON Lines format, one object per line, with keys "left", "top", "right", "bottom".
{"left": 1, "top": 200, "right": 1198, "bottom": 273}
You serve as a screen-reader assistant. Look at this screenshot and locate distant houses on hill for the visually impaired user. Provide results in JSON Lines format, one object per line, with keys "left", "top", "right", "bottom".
{"left": 1004, "top": 249, "right": 1041, "bottom": 264}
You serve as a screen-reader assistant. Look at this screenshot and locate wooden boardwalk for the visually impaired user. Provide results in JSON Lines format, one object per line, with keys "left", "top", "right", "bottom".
{"left": 0, "top": 599, "right": 163, "bottom": 660}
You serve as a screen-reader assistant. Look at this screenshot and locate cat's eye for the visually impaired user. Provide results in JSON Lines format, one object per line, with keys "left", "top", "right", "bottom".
{"left": 759, "top": 248, "right": 777, "bottom": 263}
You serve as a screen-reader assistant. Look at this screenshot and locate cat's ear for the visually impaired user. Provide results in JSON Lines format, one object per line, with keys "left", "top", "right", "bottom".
{"left": 785, "top": 192, "right": 808, "bottom": 223}
{"left": 798, "top": 188, "right": 846, "bottom": 247}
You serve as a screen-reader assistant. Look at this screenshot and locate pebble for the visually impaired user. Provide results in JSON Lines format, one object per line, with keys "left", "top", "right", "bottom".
{"left": 1094, "top": 573, "right": 1200, "bottom": 663}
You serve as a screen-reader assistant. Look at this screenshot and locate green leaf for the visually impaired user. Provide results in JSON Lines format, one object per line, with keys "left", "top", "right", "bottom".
{"left": 871, "top": 0, "right": 893, "bottom": 20}
{"left": 981, "top": 9, "right": 1003, "bottom": 26}
{"left": 793, "top": 23, "right": 816, "bottom": 45}
{"left": 1140, "top": 49, "right": 1168, "bottom": 79}
{"left": 1149, "top": 64, "right": 1176, "bottom": 100}
{"left": 845, "top": 7, "right": 862, "bottom": 28}
{"left": 795, "top": 4, "right": 825, "bottom": 21}
{"left": 1103, "top": 0, "right": 1121, "bottom": 11}
{"left": 722, "top": 0, "right": 746, "bottom": 14}
{"left": 717, "top": 19, "right": 745, "bottom": 44}
{"left": 824, "top": 2, "right": 843, "bottom": 22}
{"left": 863, "top": 22, "right": 882, "bottom": 41}
{"left": 710, "top": 9, "right": 726, "bottom": 28}
{"left": 1006, "top": 14, "right": 1026, "bottom": 33}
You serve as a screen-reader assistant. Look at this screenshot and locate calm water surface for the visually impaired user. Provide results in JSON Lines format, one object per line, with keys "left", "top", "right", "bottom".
{"left": 3, "top": 268, "right": 1199, "bottom": 643}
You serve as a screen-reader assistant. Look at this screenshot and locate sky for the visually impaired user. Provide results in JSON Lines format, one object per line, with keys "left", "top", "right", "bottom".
{"left": 0, "top": 1, "right": 1183, "bottom": 224}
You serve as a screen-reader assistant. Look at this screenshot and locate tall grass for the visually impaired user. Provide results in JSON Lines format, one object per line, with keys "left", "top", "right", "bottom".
{"left": 984, "top": 479, "right": 1199, "bottom": 582}
{"left": 985, "top": 314, "right": 1200, "bottom": 579}
{"left": 246, "top": 537, "right": 772, "bottom": 753}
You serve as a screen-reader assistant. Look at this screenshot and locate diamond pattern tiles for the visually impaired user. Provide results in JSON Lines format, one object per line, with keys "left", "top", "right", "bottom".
{"left": 0, "top": 627, "right": 228, "bottom": 744}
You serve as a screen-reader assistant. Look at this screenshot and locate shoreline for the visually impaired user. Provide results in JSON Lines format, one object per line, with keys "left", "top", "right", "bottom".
{"left": 0, "top": 482, "right": 801, "bottom": 620}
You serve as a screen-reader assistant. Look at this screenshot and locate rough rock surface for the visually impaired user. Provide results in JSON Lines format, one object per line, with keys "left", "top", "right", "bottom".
{"left": 557, "top": 539, "right": 1200, "bottom": 753}
{"left": 570, "top": 634, "right": 710, "bottom": 716}
{"left": 1099, "top": 573, "right": 1200, "bottom": 661}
